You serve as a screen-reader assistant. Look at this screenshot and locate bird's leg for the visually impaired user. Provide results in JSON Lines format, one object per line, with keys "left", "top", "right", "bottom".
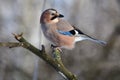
{"left": 51, "top": 44, "right": 63, "bottom": 53}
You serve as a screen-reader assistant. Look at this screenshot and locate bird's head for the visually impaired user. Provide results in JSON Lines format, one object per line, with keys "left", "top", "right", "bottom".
{"left": 40, "top": 8, "right": 64, "bottom": 24}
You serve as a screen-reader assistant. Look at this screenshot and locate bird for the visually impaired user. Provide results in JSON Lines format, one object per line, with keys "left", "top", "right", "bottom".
{"left": 40, "top": 8, "right": 106, "bottom": 50}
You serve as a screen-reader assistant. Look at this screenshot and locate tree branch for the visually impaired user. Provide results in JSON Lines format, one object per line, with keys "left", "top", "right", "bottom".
{"left": 0, "top": 42, "right": 24, "bottom": 48}
{"left": 0, "top": 33, "right": 77, "bottom": 80}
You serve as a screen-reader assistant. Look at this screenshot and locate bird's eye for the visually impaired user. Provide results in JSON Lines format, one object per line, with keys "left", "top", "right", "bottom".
{"left": 51, "top": 13, "right": 55, "bottom": 15}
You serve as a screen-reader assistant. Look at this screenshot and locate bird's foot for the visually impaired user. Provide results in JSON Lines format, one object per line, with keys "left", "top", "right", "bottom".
{"left": 51, "top": 44, "right": 63, "bottom": 53}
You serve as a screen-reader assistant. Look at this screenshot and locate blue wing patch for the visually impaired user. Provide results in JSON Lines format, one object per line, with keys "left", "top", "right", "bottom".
{"left": 57, "top": 30, "right": 73, "bottom": 36}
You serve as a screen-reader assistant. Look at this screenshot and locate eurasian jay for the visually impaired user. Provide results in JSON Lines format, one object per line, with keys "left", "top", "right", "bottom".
{"left": 40, "top": 8, "right": 106, "bottom": 50}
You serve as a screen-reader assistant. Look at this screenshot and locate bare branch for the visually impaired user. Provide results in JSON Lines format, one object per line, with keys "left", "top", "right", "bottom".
{"left": 0, "top": 33, "right": 78, "bottom": 80}
{"left": 0, "top": 42, "right": 23, "bottom": 48}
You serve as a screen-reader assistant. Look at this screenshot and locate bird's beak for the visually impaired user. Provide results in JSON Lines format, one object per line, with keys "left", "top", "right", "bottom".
{"left": 58, "top": 14, "right": 64, "bottom": 18}
{"left": 51, "top": 14, "right": 64, "bottom": 20}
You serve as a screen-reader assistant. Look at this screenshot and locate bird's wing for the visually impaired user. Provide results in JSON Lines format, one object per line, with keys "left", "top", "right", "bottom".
{"left": 56, "top": 19, "right": 74, "bottom": 31}
{"left": 57, "top": 25, "right": 85, "bottom": 37}
{"left": 56, "top": 19, "right": 85, "bottom": 36}
{"left": 57, "top": 29, "right": 107, "bottom": 45}
{"left": 57, "top": 25, "right": 107, "bottom": 45}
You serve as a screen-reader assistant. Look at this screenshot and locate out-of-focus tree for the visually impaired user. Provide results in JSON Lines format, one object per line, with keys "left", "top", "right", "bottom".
{"left": 0, "top": 0, "right": 120, "bottom": 80}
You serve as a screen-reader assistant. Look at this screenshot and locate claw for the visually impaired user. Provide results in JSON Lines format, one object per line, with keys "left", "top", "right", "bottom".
{"left": 51, "top": 44, "right": 63, "bottom": 53}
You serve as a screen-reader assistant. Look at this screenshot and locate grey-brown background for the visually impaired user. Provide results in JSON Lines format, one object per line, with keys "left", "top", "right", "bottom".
{"left": 0, "top": 0, "right": 120, "bottom": 80}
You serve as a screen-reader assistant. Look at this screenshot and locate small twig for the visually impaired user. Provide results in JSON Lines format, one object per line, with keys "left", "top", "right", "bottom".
{"left": 41, "top": 45, "right": 45, "bottom": 53}
{"left": 12, "top": 33, "right": 23, "bottom": 40}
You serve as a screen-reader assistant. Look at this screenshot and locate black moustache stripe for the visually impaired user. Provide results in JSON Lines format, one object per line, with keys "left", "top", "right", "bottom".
{"left": 51, "top": 16, "right": 58, "bottom": 20}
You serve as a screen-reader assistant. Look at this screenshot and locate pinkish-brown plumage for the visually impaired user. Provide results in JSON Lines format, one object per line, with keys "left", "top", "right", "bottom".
{"left": 40, "top": 8, "right": 75, "bottom": 49}
{"left": 40, "top": 8, "right": 106, "bottom": 49}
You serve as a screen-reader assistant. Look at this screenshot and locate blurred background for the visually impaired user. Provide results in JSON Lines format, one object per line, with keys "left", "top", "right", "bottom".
{"left": 0, "top": 0, "right": 120, "bottom": 80}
